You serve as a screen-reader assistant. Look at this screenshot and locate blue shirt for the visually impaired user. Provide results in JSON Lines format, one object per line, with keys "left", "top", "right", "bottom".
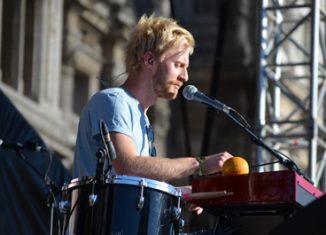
{"left": 73, "top": 87, "right": 151, "bottom": 177}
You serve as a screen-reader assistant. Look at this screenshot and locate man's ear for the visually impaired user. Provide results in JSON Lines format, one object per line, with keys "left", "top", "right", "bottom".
{"left": 144, "top": 51, "right": 155, "bottom": 66}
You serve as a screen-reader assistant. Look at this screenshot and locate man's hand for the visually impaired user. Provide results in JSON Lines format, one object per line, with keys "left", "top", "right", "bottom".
{"left": 203, "top": 151, "right": 233, "bottom": 175}
{"left": 178, "top": 185, "right": 204, "bottom": 215}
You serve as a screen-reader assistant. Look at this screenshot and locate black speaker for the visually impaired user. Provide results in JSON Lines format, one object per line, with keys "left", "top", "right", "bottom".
{"left": 268, "top": 194, "right": 326, "bottom": 235}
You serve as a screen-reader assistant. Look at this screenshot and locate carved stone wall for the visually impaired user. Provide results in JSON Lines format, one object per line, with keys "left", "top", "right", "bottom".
{"left": 0, "top": 0, "right": 113, "bottom": 168}
{"left": 0, "top": 0, "right": 273, "bottom": 232}
{"left": 0, "top": 0, "right": 258, "bottom": 171}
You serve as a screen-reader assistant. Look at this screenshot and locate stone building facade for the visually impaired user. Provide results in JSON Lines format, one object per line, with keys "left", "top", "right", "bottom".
{"left": 0, "top": 0, "right": 269, "bottom": 231}
{"left": 0, "top": 0, "right": 73, "bottom": 165}
{"left": 0, "top": 0, "right": 135, "bottom": 167}
{"left": 0, "top": 0, "right": 257, "bottom": 172}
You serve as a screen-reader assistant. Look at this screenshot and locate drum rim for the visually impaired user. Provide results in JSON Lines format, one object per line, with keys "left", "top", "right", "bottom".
{"left": 64, "top": 175, "right": 181, "bottom": 197}
{"left": 62, "top": 176, "right": 94, "bottom": 191}
{"left": 109, "top": 175, "right": 181, "bottom": 197}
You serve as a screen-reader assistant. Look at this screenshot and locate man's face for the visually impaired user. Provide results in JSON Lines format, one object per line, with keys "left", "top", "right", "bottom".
{"left": 152, "top": 45, "right": 191, "bottom": 99}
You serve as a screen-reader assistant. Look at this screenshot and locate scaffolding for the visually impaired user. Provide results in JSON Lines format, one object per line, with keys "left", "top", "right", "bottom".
{"left": 256, "top": 0, "right": 326, "bottom": 191}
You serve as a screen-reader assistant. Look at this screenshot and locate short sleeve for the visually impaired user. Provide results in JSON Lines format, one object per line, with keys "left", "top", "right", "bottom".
{"left": 88, "top": 91, "right": 134, "bottom": 140}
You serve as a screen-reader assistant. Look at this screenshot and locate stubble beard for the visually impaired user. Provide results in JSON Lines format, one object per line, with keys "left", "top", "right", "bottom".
{"left": 152, "top": 67, "right": 179, "bottom": 100}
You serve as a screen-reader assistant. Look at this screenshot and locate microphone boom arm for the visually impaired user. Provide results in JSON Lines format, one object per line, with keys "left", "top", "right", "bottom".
{"left": 182, "top": 84, "right": 310, "bottom": 181}
{"left": 193, "top": 95, "right": 310, "bottom": 182}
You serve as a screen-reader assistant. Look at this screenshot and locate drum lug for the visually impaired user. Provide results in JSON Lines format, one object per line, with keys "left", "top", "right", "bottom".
{"left": 137, "top": 179, "right": 147, "bottom": 209}
{"left": 171, "top": 196, "right": 182, "bottom": 220}
{"left": 171, "top": 207, "right": 182, "bottom": 220}
{"left": 89, "top": 181, "right": 98, "bottom": 207}
{"left": 138, "top": 196, "right": 145, "bottom": 210}
{"left": 172, "top": 195, "right": 184, "bottom": 234}
{"left": 89, "top": 193, "right": 98, "bottom": 207}
{"left": 171, "top": 207, "right": 184, "bottom": 234}
{"left": 59, "top": 182, "right": 71, "bottom": 214}
{"left": 179, "top": 218, "right": 185, "bottom": 230}
{"left": 59, "top": 200, "right": 71, "bottom": 214}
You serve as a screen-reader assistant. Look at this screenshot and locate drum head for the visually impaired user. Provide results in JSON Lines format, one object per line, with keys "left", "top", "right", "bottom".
{"left": 108, "top": 175, "right": 181, "bottom": 197}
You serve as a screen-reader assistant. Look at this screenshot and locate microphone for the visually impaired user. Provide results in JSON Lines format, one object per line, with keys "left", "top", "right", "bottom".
{"left": 0, "top": 139, "right": 48, "bottom": 152}
{"left": 100, "top": 120, "right": 117, "bottom": 160}
{"left": 182, "top": 85, "right": 230, "bottom": 113}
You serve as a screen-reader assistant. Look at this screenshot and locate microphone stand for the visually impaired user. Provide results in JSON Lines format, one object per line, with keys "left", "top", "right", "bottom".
{"left": 45, "top": 176, "right": 56, "bottom": 235}
{"left": 43, "top": 150, "right": 62, "bottom": 235}
{"left": 99, "top": 119, "right": 115, "bottom": 177}
{"left": 209, "top": 103, "right": 312, "bottom": 183}
{"left": 95, "top": 147, "right": 108, "bottom": 184}
{"left": 90, "top": 120, "right": 114, "bottom": 208}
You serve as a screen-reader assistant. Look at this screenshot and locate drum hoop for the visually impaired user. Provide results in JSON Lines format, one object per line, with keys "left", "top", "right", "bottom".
{"left": 64, "top": 175, "right": 181, "bottom": 197}
{"left": 62, "top": 176, "right": 95, "bottom": 191}
{"left": 108, "top": 175, "right": 181, "bottom": 197}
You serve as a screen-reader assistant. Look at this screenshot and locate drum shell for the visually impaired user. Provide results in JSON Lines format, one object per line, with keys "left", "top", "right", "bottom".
{"left": 65, "top": 176, "right": 181, "bottom": 235}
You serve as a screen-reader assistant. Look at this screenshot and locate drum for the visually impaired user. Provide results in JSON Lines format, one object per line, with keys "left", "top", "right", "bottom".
{"left": 62, "top": 175, "right": 183, "bottom": 235}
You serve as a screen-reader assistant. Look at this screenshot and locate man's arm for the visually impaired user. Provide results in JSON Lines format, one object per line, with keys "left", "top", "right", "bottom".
{"left": 110, "top": 132, "right": 232, "bottom": 182}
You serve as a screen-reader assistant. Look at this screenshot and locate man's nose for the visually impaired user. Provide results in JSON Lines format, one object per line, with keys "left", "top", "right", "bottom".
{"left": 179, "top": 68, "right": 188, "bottom": 82}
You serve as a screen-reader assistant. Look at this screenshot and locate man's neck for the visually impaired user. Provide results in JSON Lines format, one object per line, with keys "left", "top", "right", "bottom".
{"left": 122, "top": 74, "right": 157, "bottom": 113}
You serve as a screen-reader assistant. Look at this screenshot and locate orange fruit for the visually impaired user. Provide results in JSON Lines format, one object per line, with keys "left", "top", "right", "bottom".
{"left": 222, "top": 156, "right": 249, "bottom": 176}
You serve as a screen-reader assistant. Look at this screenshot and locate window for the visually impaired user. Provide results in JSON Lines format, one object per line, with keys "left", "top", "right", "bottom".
{"left": 1, "top": 0, "right": 36, "bottom": 100}
{"left": 73, "top": 70, "right": 89, "bottom": 115}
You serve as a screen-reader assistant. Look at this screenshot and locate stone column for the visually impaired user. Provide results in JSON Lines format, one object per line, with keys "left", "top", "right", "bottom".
{"left": 42, "top": 0, "right": 63, "bottom": 110}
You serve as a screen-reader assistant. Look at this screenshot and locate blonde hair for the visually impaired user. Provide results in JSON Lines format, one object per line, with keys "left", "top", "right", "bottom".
{"left": 126, "top": 15, "right": 195, "bottom": 75}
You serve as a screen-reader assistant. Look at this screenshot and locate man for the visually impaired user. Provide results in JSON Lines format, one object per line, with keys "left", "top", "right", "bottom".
{"left": 73, "top": 15, "right": 233, "bottom": 212}
{"left": 74, "top": 14, "right": 232, "bottom": 180}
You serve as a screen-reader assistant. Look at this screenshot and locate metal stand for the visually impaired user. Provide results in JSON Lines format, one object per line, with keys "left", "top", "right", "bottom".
{"left": 95, "top": 147, "right": 107, "bottom": 183}
{"left": 13, "top": 149, "right": 62, "bottom": 235}
{"left": 256, "top": 0, "right": 326, "bottom": 190}
{"left": 47, "top": 192, "right": 55, "bottom": 235}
